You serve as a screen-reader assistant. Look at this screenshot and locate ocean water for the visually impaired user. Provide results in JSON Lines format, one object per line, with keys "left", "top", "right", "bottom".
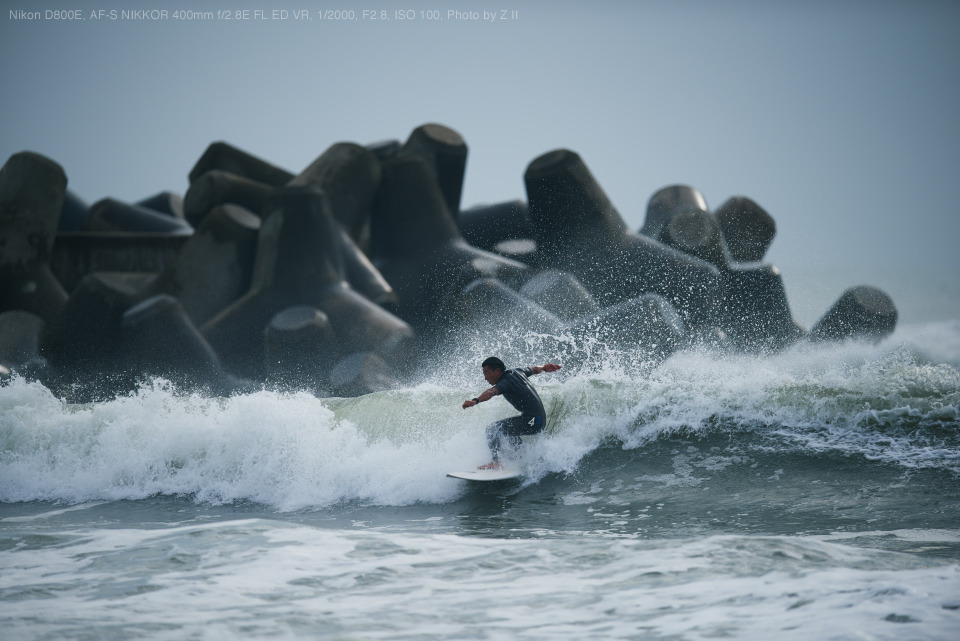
{"left": 2, "top": 321, "right": 959, "bottom": 640}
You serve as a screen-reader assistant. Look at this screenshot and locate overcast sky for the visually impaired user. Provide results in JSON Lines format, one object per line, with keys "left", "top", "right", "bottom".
{"left": 2, "top": 0, "right": 958, "bottom": 324}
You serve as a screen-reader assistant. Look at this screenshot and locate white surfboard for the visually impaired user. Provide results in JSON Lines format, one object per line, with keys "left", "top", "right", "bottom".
{"left": 446, "top": 467, "right": 523, "bottom": 482}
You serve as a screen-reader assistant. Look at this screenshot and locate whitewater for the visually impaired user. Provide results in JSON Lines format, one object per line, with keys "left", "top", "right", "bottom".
{"left": 2, "top": 320, "right": 959, "bottom": 640}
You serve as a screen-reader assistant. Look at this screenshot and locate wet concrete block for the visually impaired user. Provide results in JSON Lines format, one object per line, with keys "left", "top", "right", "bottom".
{"left": 41, "top": 272, "right": 148, "bottom": 379}
{"left": 567, "top": 294, "right": 687, "bottom": 365}
{"left": 525, "top": 149, "right": 630, "bottom": 250}
{"left": 0, "top": 310, "right": 45, "bottom": 370}
{"left": 714, "top": 196, "right": 776, "bottom": 263}
{"left": 810, "top": 286, "right": 897, "bottom": 343}
{"left": 0, "top": 152, "right": 65, "bottom": 252}
{"left": 50, "top": 232, "right": 188, "bottom": 294}
{"left": 288, "top": 141, "right": 382, "bottom": 246}
{"left": 719, "top": 264, "right": 805, "bottom": 352}
{"left": 400, "top": 123, "right": 468, "bottom": 217}
{"left": 0, "top": 265, "right": 67, "bottom": 327}
{"left": 329, "top": 352, "right": 399, "bottom": 398}
{"left": 84, "top": 198, "right": 194, "bottom": 234}
{"left": 366, "top": 139, "right": 401, "bottom": 161}
{"left": 146, "top": 204, "right": 261, "bottom": 326}
{"left": 371, "top": 154, "right": 462, "bottom": 252}
{"left": 121, "top": 294, "right": 230, "bottom": 389}
{"left": 189, "top": 141, "right": 294, "bottom": 187}
{"left": 58, "top": 189, "right": 89, "bottom": 232}
{"left": 285, "top": 142, "right": 394, "bottom": 304}
{"left": 183, "top": 170, "right": 275, "bottom": 226}
{"left": 371, "top": 155, "right": 529, "bottom": 337}
{"left": 524, "top": 149, "right": 721, "bottom": 328}
{"left": 662, "top": 207, "right": 731, "bottom": 269}
{"left": 640, "top": 185, "right": 709, "bottom": 241}
{"left": 264, "top": 306, "right": 336, "bottom": 389}
{"left": 460, "top": 278, "right": 566, "bottom": 336}
{"left": 0, "top": 151, "right": 69, "bottom": 324}
{"left": 490, "top": 238, "right": 539, "bottom": 263}
{"left": 136, "top": 191, "right": 185, "bottom": 220}
{"left": 458, "top": 200, "right": 534, "bottom": 253}
{"left": 338, "top": 229, "right": 398, "bottom": 308}
{"left": 311, "top": 280, "right": 416, "bottom": 375}
{"left": 518, "top": 270, "right": 599, "bottom": 322}
{"left": 202, "top": 186, "right": 415, "bottom": 379}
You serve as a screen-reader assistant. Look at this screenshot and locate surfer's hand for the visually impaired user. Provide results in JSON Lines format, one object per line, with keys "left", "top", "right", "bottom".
{"left": 543, "top": 363, "right": 562, "bottom": 373}
{"left": 462, "top": 400, "right": 477, "bottom": 409}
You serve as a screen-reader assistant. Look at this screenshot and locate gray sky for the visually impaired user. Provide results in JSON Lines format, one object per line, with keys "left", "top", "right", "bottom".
{"left": 2, "top": 0, "right": 958, "bottom": 324}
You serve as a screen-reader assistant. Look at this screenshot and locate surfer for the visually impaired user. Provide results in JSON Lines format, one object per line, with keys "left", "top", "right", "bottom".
{"left": 462, "top": 356, "right": 562, "bottom": 469}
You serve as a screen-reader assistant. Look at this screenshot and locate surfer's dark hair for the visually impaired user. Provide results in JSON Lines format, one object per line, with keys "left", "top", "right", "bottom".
{"left": 482, "top": 357, "right": 506, "bottom": 372}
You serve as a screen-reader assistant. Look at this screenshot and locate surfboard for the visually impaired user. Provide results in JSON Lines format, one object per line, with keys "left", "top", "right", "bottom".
{"left": 446, "top": 467, "right": 523, "bottom": 482}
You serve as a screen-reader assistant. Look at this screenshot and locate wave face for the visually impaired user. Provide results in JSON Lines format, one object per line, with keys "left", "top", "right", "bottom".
{"left": 1, "top": 322, "right": 958, "bottom": 523}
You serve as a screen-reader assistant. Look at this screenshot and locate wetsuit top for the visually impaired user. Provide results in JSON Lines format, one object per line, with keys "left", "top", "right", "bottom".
{"left": 494, "top": 368, "right": 546, "bottom": 417}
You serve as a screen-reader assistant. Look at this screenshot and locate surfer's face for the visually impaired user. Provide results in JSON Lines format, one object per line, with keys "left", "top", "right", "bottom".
{"left": 482, "top": 366, "right": 502, "bottom": 386}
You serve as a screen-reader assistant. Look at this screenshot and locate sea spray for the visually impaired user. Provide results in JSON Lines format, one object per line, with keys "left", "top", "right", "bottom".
{"left": 0, "top": 378, "right": 472, "bottom": 509}
{"left": 2, "top": 323, "right": 958, "bottom": 511}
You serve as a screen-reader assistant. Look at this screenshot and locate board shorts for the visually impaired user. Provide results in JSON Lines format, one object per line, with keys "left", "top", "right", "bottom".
{"left": 486, "top": 415, "right": 545, "bottom": 462}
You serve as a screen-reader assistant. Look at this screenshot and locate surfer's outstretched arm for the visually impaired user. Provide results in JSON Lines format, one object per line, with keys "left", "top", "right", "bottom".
{"left": 462, "top": 386, "right": 499, "bottom": 409}
{"left": 529, "top": 363, "right": 562, "bottom": 375}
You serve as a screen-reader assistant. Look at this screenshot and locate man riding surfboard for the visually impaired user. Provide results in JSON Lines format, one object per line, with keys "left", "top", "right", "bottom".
{"left": 462, "top": 357, "right": 562, "bottom": 469}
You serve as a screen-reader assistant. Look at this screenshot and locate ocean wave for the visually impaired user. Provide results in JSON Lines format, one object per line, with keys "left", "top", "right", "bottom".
{"left": 2, "top": 323, "right": 958, "bottom": 509}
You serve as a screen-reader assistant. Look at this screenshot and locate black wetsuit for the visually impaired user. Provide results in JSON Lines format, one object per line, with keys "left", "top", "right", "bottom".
{"left": 486, "top": 368, "right": 546, "bottom": 462}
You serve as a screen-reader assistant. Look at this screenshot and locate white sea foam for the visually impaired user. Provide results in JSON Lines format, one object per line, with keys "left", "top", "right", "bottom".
{"left": 1, "top": 322, "right": 957, "bottom": 508}
{"left": 0, "top": 378, "right": 480, "bottom": 509}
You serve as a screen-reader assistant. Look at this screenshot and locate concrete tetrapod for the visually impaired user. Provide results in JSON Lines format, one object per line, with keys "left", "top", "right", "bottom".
{"left": 454, "top": 278, "right": 571, "bottom": 366}
{"left": 189, "top": 141, "right": 294, "bottom": 187}
{"left": 84, "top": 198, "right": 194, "bottom": 234}
{"left": 565, "top": 294, "right": 687, "bottom": 368}
{"left": 810, "top": 286, "right": 898, "bottom": 343}
{"left": 0, "top": 152, "right": 69, "bottom": 325}
{"left": 524, "top": 150, "right": 721, "bottom": 329}
{"left": 661, "top": 207, "right": 732, "bottom": 270}
{"left": 145, "top": 203, "right": 261, "bottom": 326}
{"left": 58, "top": 190, "right": 89, "bottom": 232}
{"left": 186, "top": 165, "right": 395, "bottom": 308}
{"left": 201, "top": 186, "right": 416, "bottom": 380}
{"left": 287, "top": 142, "right": 395, "bottom": 306}
{"left": 460, "top": 278, "right": 566, "bottom": 336}
{"left": 640, "top": 185, "right": 709, "bottom": 242}
{"left": 287, "top": 142, "right": 382, "bottom": 246}
{"left": 49, "top": 233, "right": 188, "bottom": 294}
{"left": 400, "top": 123, "right": 468, "bottom": 218}
{"left": 183, "top": 170, "right": 275, "bottom": 226}
{"left": 714, "top": 197, "right": 776, "bottom": 263}
{"left": 720, "top": 264, "right": 805, "bottom": 352}
{"left": 457, "top": 200, "right": 534, "bottom": 254}
{"left": 121, "top": 294, "right": 246, "bottom": 394}
{"left": 41, "top": 272, "right": 150, "bottom": 397}
{"left": 337, "top": 230, "right": 398, "bottom": 308}
{"left": 136, "top": 191, "right": 185, "bottom": 220}
{"left": 371, "top": 155, "right": 529, "bottom": 340}
{"left": 655, "top": 202, "right": 802, "bottom": 351}
{"left": 518, "top": 270, "right": 599, "bottom": 322}
{"left": 264, "top": 306, "right": 337, "bottom": 391}
{"left": 366, "top": 139, "right": 401, "bottom": 162}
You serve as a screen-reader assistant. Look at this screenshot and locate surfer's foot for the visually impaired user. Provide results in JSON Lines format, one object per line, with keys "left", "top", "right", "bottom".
{"left": 478, "top": 461, "right": 502, "bottom": 470}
